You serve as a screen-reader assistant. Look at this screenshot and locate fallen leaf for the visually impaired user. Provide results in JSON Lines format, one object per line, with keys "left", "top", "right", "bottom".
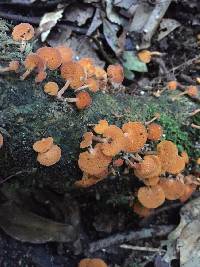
{"left": 87, "top": 8, "right": 102, "bottom": 36}
{"left": 158, "top": 18, "right": 181, "bottom": 41}
{"left": 0, "top": 201, "right": 77, "bottom": 243}
{"left": 105, "top": 0, "right": 126, "bottom": 25}
{"left": 114, "top": 0, "right": 138, "bottom": 10}
{"left": 103, "top": 19, "right": 120, "bottom": 54}
{"left": 122, "top": 51, "right": 148, "bottom": 72}
{"left": 39, "top": 9, "right": 64, "bottom": 42}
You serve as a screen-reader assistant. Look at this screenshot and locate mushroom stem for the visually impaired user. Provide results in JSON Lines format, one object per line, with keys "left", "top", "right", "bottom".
{"left": 145, "top": 113, "right": 160, "bottom": 125}
{"left": 19, "top": 40, "right": 26, "bottom": 53}
{"left": 129, "top": 153, "right": 143, "bottom": 162}
{"left": 64, "top": 97, "right": 77, "bottom": 103}
{"left": 188, "top": 109, "right": 200, "bottom": 116}
{"left": 0, "top": 67, "right": 10, "bottom": 72}
{"left": 20, "top": 69, "right": 31, "bottom": 80}
{"left": 191, "top": 123, "right": 200, "bottom": 129}
{"left": 74, "top": 85, "right": 90, "bottom": 92}
{"left": 150, "top": 51, "right": 162, "bottom": 56}
{"left": 57, "top": 80, "right": 70, "bottom": 100}
{"left": 172, "top": 91, "right": 187, "bottom": 101}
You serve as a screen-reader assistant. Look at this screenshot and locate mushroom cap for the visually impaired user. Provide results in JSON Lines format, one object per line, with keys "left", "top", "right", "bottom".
{"left": 101, "top": 125, "right": 126, "bottom": 156}
{"left": 78, "top": 258, "right": 108, "bottom": 267}
{"left": 157, "top": 140, "right": 178, "bottom": 173}
{"left": 181, "top": 151, "right": 189, "bottom": 164}
{"left": 0, "top": 133, "right": 3, "bottom": 148}
{"left": 186, "top": 85, "right": 198, "bottom": 96}
{"left": 36, "top": 47, "right": 62, "bottom": 70}
{"left": 107, "top": 64, "right": 124, "bottom": 84}
{"left": 167, "top": 155, "right": 185, "bottom": 174}
{"left": 94, "top": 120, "right": 109, "bottom": 134}
{"left": 56, "top": 46, "right": 73, "bottom": 64}
{"left": 33, "top": 137, "right": 54, "bottom": 153}
{"left": 76, "top": 91, "right": 92, "bottom": 110}
{"left": 75, "top": 175, "right": 104, "bottom": 188}
{"left": 159, "top": 178, "right": 185, "bottom": 200}
{"left": 78, "top": 58, "right": 95, "bottom": 77}
{"left": 9, "top": 60, "right": 20, "bottom": 72}
{"left": 80, "top": 132, "right": 93, "bottom": 148}
{"left": 138, "top": 185, "right": 165, "bottom": 209}
{"left": 138, "top": 50, "right": 152, "bottom": 63}
{"left": 134, "top": 155, "right": 162, "bottom": 179}
{"left": 143, "top": 176, "right": 160, "bottom": 186}
{"left": 12, "top": 23, "right": 34, "bottom": 41}
{"left": 122, "top": 122, "right": 148, "bottom": 153}
{"left": 113, "top": 158, "right": 124, "bottom": 167}
{"left": 44, "top": 82, "right": 59, "bottom": 96}
{"left": 179, "top": 184, "right": 196, "bottom": 202}
{"left": 37, "top": 144, "right": 61, "bottom": 166}
{"left": 78, "top": 144, "right": 112, "bottom": 176}
{"left": 85, "top": 78, "right": 99, "bottom": 92}
{"left": 24, "top": 53, "right": 45, "bottom": 71}
{"left": 147, "top": 123, "right": 163, "bottom": 141}
{"left": 60, "top": 61, "right": 86, "bottom": 89}
{"left": 133, "top": 202, "right": 153, "bottom": 217}
{"left": 167, "top": 81, "right": 177, "bottom": 91}
{"left": 94, "top": 66, "right": 107, "bottom": 90}
{"left": 35, "top": 71, "right": 47, "bottom": 83}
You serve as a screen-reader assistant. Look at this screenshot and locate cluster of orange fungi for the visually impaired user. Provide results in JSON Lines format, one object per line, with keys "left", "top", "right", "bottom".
{"left": 75, "top": 118, "right": 199, "bottom": 216}
{"left": 33, "top": 137, "right": 61, "bottom": 166}
{"left": 78, "top": 258, "right": 107, "bottom": 267}
{"left": 0, "top": 23, "right": 125, "bottom": 110}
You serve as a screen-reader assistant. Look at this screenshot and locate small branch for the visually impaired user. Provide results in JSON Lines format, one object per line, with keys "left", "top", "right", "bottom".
{"left": 0, "top": 168, "right": 36, "bottom": 185}
{"left": 87, "top": 225, "right": 174, "bottom": 254}
{"left": 120, "top": 244, "right": 165, "bottom": 253}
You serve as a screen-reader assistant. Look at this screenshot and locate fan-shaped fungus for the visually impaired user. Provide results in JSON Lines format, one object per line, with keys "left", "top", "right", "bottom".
{"left": 78, "top": 144, "right": 112, "bottom": 176}
{"left": 147, "top": 123, "right": 163, "bottom": 141}
{"left": 78, "top": 58, "right": 95, "bottom": 78}
{"left": 133, "top": 202, "right": 153, "bottom": 217}
{"left": 134, "top": 155, "right": 162, "bottom": 179}
{"left": 0, "top": 60, "right": 19, "bottom": 73}
{"left": 137, "top": 50, "right": 161, "bottom": 63}
{"left": 65, "top": 91, "right": 92, "bottom": 110}
{"left": 107, "top": 64, "right": 124, "bottom": 84}
{"left": 101, "top": 125, "right": 126, "bottom": 156}
{"left": 80, "top": 132, "right": 93, "bottom": 148}
{"left": 0, "top": 133, "right": 3, "bottom": 148}
{"left": 94, "top": 120, "right": 109, "bottom": 134}
{"left": 37, "top": 144, "right": 61, "bottom": 166}
{"left": 167, "top": 81, "right": 178, "bottom": 91}
{"left": 36, "top": 47, "right": 62, "bottom": 70}
{"left": 157, "top": 140, "right": 178, "bottom": 173}
{"left": 12, "top": 23, "right": 34, "bottom": 51}
{"left": 122, "top": 122, "right": 147, "bottom": 153}
{"left": 33, "top": 137, "right": 54, "bottom": 153}
{"left": 159, "top": 178, "right": 185, "bottom": 200}
{"left": 172, "top": 85, "right": 199, "bottom": 101}
{"left": 20, "top": 53, "right": 46, "bottom": 80}
{"left": 44, "top": 82, "right": 59, "bottom": 96}
{"left": 137, "top": 185, "right": 165, "bottom": 209}
{"left": 56, "top": 46, "right": 74, "bottom": 64}
{"left": 78, "top": 258, "right": 108, "bottom": 267}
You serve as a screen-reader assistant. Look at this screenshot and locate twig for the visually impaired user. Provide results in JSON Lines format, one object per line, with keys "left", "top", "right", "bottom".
{"left": 191, "top": 123, "right": 200, "bottom": 130}
{"left": 120, "top": 244, "right": 165, "bottom": 253}
{"left": 170, "top": 55, "right": 200, "bottom": 73}
{"left": 0, "top": 168, "right": 36, "bottom": 185}
{"left": 87, "top": 225, "right": 174, "bottom": 253}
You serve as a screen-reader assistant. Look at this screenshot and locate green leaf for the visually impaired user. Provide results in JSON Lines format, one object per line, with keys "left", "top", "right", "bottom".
{"left": 122, "top": 51, "right": 148, "bottom": 72}
{"left": 124, "top": 67, "right": 135, "bottom": 80}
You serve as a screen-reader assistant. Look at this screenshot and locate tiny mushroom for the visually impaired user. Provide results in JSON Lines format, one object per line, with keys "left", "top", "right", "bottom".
{"left": 137, "top": 50, "right": 161, "bottom": 63}
{"left": 35, "top": 71, "right": 47, "bottom": 83}
{"left": 137, "top": 185, "right": 165, "bottom": 209}
{"left": 44, "top": 82, "right": 59, "bottom": 96}
{"left": 143, "top": 176, "right": 160, "bottom": 186}
{"left": 147, "top": 123, "right": 163, "bottom": 141}
{"left": 65, "top": 91, "right": 92, "bottom": 110}
{"left": 36, "top": 46, "right": 62, "bottom": 70}
{"left": 179, "top": 184, "right": 197, "bottom": 202}
{"left": 167, "top": 81, "right": 178, "bottom": 91}
{"left": 37, "top": 144, "right": 61, "bottom": 166}
{"left": 78, "top": 58, "right": 96, "bottom": 78}
{"left": 78, "top": 258, "right": 108, "bottom": 267}
{"left": 33, "top": 137, "right": 54, "bottom": 153}
{"left": 107, "top": 64, "right": 124, "bottom": 84}
{"left": 56, "top": 46, "right": 74, "bottom": 64}
{"left": 94, "top": 120, "right": 109, "bottom": 134}
{"left": 167, "top": 155, "right": 186, "bottom": 174}
{"left": 12, "top": 23, "right": 34, "bottom": 51}
{"left": 133, "top": 202, "right": 153, "bottom": 217}
{"left": 172, "top": 85, "right": 199, "bottom": 101}
{"left": 159, "top": 178, "right": 185, "bottom": 200}
{"left": 0, "top": 60, "right": 19, "bottom": 73}
{"left": 80, "top": 132, "right": 93, "bottom": 148}
{"left": 94, "top": 66, "right": 108, "bottom": 91}
{"left": 84, "top": 78, "right": 100, "bottom": 92}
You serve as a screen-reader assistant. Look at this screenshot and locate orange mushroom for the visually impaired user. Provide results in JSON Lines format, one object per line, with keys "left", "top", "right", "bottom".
{"left": 65, "top": 91, "right": 92, "bottom": 110}
{"left": 0, "top": 60, "right": 19, "bottom": 73}
{"left": 159, "top": 178, "right": 185, "bottom": 200}
{"left": 181, "top": 151, "right": 189, "bottom": 164}
{"left": 172, "top": 85, "right": 199, "bottom": 101}
{"left": 133, "top": 202, "right": 153, "bottom": 217}
{"left": 37, "top": 144, "right": 61, "bottom": 166}
{"left": 167, "top": 155, "right": 185, "bottom": 174}
{"left": 78, "top": 258, "right": 108, "bottom": 267}
{"left": 101, "top": 125, "right": 126, "bottom": 156}
{"left": 197, "top": 158, "right": 200, "bottom": 165}
{"left": 122, "top": 122, "right": 148, "bottom": 153}
{"left": 33, "top": 137, "right": 54, "bottom": 153}
{"left": 36, "top": 46, "right": 62, "bottom": 70}
{"left": 107, "top": 64, "right": 124, "bottom": 84}
{"left": 12, "top": 23, "right": 34, "bottom": 51}
{"left": 167, "top": 81, "right": 178, "bottom": 91}
{"left": 20, "top": 53, "right": 46, "bottom": 80}
{"left": 137, "top": 185, "right": 165, "bottom": 209}
{"left": 44, "top": 82, "right": 59, "bottom": 96}
{"left": 84, "top": 78, "right": 100, "bottom": 92}
{"left": 56, "top": 46, "right": 74, "bottom": 64}
{"left": 137, "top": 50, "right": 161, "bottom": 63}
{"left": 94, "top": 120, "right": 109, "bottom": 134}
{"left": 0, "top": 133, "right": 3, "bottom": 148}
{"left": 78, "top": 144, "right": 112, "bottom": 176}
{"left": 134, "top": 155, "right": 162, "bottom": 179}
{"left": 75, "top": 174, "right": 104, "bottom": 188}
{"left": 35, "top": 71, "right": 47, "bottom": 83}
{"left": 143, "top": 176, "right": 160, "bottom": 186}
{"left": 113, "top": 158, "right": 124, "bottom": 167}
{"left": 147, "top": 123, "right": 163, "bottom": 141}
{"left": 94, "top": 66, "right": 107, "bottom": 91}
{"left": 78, "top": 58, "right": 95, "bottom": 78}
{"left": 179, "top": 184, "right": 197, "bottom": 202}
{"left": 80, "top": 132, "right": 93, "bottom": 148}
